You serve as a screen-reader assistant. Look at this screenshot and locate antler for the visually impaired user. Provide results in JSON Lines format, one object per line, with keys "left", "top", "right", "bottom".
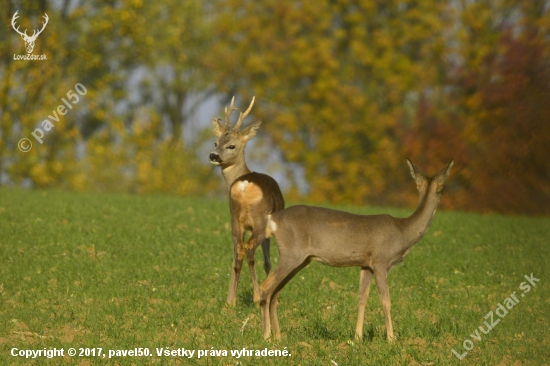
{"left": 233, "top": 96, "right": 255, "bottom": 131}
{"left": 224, "top": 96, "right": 237, "bottom": 128}
{"left": 11, "top": 11, "right": 27, "bottom": 37}
{"left": 31, "top": 13, "right": 49, "bottom": 39}
{"left": 11, "top": 11, "right": 49, "bottom": 40}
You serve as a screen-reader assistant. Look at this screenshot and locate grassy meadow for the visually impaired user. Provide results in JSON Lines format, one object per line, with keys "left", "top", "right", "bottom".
{"left": 0, "top": 188, "right": 548, "bottom": 365}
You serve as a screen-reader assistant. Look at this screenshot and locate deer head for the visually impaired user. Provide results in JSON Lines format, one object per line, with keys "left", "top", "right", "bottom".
{"left": 12, "top": 11, "right": 49, "bottom": 54}
{"left": 407, "top": 159, "right": 453, "bottom": 195}
{"left": 209, "top": 96, "right": 261, "bottom": 170}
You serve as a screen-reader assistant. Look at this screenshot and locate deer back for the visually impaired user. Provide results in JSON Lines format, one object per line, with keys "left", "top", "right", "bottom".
{"left": 268, "top": 205, "right": 406, "bottom": 267}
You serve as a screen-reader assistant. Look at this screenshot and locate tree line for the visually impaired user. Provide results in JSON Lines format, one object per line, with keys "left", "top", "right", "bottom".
{"left": 1, "top": 0, "right": 548, "bottom": 215}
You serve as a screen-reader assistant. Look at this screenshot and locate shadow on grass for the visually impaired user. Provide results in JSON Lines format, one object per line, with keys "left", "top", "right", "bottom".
{"left": 288, "top": 319, "right": 380, "bottom": 342}
{"left": 357, "top": 326, "right": 377, "bottom": 342}
{"left": 238, "top": 289, "right": 256, "bottom": 308}
{"left": 299, "top": 317, "right": 351, "bottom": 341}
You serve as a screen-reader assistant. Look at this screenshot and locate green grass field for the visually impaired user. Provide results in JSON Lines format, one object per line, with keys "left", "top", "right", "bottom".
{"left": 0, "top": 188, "right": 548, "bottom": 365}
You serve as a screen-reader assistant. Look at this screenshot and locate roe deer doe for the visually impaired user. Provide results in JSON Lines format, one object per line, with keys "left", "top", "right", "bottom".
{"left": 260, "top": 159, "right": 453, "bottom": 340}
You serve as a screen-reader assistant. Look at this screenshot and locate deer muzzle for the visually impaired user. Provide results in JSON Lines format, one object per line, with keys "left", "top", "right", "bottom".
{"left": 209, "top": 152, "right": 223, "bottom": 165}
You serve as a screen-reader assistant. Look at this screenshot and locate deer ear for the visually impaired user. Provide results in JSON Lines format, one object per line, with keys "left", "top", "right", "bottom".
{"left": 407, "top": 159, "right": 428, "bottom": 189}
{"left": 436, "top": 159, "right": 454, "bottom": 183}
{"left": 242, "top": 120, "right": 262, "bottom": 142}
{"left": 407, "top": 159, "right": 421, "bottom": 180}
{"left": 212, "top": 118, "right": 225, "bottom": 137}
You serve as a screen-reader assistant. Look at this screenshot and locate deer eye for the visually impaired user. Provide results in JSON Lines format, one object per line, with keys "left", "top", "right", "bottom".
{"left": 214, "top": 142, "right": 217, "bottom": 147}
{"left": 227, "top": 145, "right": 236, "bottom": 150}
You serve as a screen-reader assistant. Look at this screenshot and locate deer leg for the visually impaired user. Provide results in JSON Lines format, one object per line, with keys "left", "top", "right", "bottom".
{"left": 245, "top": 242, "right": 260, "bottom": 303}
{"left": 263, "top": 258, "right": 310, "bottom": 340}
{"left": 260, "top": 291, "right": 272, "bottom": 339}
{"left": 374, "top": 267, "right": 394, "bottom": 342}
{"left": 261, "top": 238, "right": 271, "bottom": 275}
{"left": 355, "top": 267, "right": 373, "bottom": 341}
{"left": 269, "top": 291, "right": 280, "bottom": 339}
{"left": 260, "top": 257, "right": 307, "bottom": 340}
{"left": 227, "top": 225, "right": 245, "bottom": 307}
{"left": 227, "top": 252, "right": 244, "bottom": 307}
{"left": 244, "top": 229, "right": 266, "bottom": 303}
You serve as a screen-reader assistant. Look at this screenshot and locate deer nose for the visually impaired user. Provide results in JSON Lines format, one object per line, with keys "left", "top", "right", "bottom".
{"left": 209, "top": 153, "right": 222, "bottom": 164}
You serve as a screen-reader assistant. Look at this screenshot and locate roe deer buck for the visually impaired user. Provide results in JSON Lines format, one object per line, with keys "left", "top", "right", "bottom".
{"left": 210, "top": 96, "right": 285, "bottom": 306}
{"left": 260, "top": 159, "right": 453, "bottom": 341}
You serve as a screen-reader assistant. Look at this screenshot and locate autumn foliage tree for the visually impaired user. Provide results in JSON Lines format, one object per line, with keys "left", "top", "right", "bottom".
{"left": 1, "top": 0, "right": 219, "bottom": 196}
{"left": 1, "top": 0, "right": 548, "bottom": 215}
{"left": 403, "top": 1, "right": 550, "bottom": 214}
{"left": 452, "top": 27, "right": 550, "bottom": 213}
{"left": 208, "top": 0, "right": 450, "bottom": 206}
{"left": 210, "top": 0, "right": 550, "bottom": 214}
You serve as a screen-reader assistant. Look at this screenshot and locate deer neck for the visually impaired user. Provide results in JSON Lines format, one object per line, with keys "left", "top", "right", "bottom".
{"left": 221, "top": 157, "right": 251, "bottom": 189}
{"left": 401, "top": 187, "right": 441, "bottom": 249}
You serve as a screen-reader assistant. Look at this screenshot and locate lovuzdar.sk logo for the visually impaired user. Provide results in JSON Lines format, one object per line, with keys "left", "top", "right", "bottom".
{"left": 11, "top": 10, "right": 48, "bottom": 61}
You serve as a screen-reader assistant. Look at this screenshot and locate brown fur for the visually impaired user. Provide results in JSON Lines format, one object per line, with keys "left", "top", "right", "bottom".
{"left": 210, "top": 97, "right": 285, "bottom": 306}
{"left": 260, "top": 159, "right": 453, "bottom": 341}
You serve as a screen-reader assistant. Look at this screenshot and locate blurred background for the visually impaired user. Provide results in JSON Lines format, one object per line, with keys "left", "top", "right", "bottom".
{"left": 1, "top": 0, "right": 548, "bottom": 215}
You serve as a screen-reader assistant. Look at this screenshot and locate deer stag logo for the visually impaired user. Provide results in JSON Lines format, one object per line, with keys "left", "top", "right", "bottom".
{"left": 11, "top": 11, "right": 49, "bottom": 54}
